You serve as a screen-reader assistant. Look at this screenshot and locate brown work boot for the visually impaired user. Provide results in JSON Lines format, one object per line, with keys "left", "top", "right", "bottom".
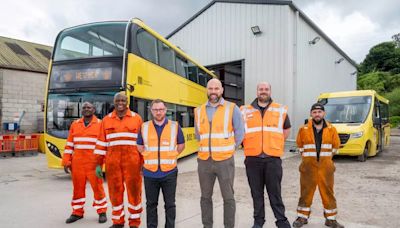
{"left": 325, "top": 219, "right": 344, "bottom": 228}
{"left": 292, "top": 217, "right": 308, "bottom": 227}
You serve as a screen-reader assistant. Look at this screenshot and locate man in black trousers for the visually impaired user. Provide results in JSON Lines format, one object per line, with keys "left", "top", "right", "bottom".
{"left": 240, "top": 82, "right": 291, "bottom": 228}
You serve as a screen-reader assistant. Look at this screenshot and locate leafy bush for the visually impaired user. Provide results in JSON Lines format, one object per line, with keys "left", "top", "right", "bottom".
{"left": 390, "top": 116, "right": 400, "bottom": 128}
{"left": 385, "top": 88, "right": 400, "bottom": 117}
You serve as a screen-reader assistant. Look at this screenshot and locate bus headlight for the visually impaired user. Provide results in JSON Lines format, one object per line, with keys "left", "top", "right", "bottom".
{"left": 350, "top": 131, "right": 363, "bottom": 139}
{"left": 46, "top": 141, "right": 61, "bottom": 158}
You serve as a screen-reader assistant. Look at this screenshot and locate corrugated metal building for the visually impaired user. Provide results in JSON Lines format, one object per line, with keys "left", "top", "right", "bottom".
{"left": 0, "top": 36, "right": 52, "bottom": 133}
{"left": 167, "top": 0, "right": 357, "bottom": 138}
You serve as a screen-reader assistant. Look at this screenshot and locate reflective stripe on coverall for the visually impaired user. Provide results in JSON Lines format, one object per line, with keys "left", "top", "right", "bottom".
{"left": 94, "top": 110, "right": 143, "bottom": 226}
{"left": 296, "top": 120, "right": 340, "bottom": 220}
{"left": 62, "top": 116, "right": 107, "bottom": 216}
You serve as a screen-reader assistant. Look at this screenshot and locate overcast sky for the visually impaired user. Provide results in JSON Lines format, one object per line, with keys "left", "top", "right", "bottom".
{"left": 0, "top": 0, "right": 398, "bottom": 63}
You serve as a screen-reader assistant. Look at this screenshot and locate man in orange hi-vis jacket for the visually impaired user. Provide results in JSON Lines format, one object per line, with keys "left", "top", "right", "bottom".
{"left": 62, "top": 101, "right": 107, "bottom": 224}
{"left": 293, "top": 103, "right": 344, "bottom": 228}
{"left": 94, "top": 92, "right": 143, "bottom": 228}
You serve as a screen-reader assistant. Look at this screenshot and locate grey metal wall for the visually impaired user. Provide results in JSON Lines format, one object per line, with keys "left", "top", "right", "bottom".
{"left": 168, "top": 2, "right": 357, "bottom": 138}
{"left": 169, "top": 3, "right": 293, "bottom": 104}
{"left": 292, "top": 10, "right": 357, "bottom": 133}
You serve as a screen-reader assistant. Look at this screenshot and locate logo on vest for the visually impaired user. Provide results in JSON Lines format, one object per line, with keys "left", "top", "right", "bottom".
{"left": 161, "top": 140, "right": 170, "bottom": 146}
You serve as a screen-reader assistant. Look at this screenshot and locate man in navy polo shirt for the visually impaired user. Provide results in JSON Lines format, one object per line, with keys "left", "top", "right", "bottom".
{"left": 137, "top": 99, "right": 185, "bottom": 228}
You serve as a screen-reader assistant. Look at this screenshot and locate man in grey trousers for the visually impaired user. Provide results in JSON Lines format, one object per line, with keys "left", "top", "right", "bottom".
{"left": 194, "top": 78, "right": 245, "bottom": 228}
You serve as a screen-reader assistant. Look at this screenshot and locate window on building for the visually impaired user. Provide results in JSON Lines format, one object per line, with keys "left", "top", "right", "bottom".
{"left": 36, "top": 48, "right": 52, "bottom": 59}
{"left": 5, "top": 42, "right": 30, "bottom": 56}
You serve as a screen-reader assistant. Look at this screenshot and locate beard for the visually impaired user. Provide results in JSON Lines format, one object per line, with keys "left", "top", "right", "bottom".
{"left": 312, "top": 118, "right": 323, "bottom": 125}
{"left": 257, "top": 94, "right": 270, "bottom": 103}
{"left": 208, "top": 94, "right": 221, "bottom": 103}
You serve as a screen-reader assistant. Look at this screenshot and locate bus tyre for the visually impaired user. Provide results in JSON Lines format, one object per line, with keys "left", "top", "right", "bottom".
{"left": 358, "top": 144, "right": 369, "bottom": 162}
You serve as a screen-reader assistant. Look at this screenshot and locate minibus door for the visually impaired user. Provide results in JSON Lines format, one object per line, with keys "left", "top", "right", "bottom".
{"left": 373, "top": 100, "right": 383, "bottom": 152}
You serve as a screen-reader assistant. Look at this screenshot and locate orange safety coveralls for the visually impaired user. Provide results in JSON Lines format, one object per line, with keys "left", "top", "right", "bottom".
{"left": 94, "top": 109, "right": 143, "bottom": 227}
{"left": 62, "top": 116, "right": 107, "bottom": 217}
{"left": 296, "top": 120, "right": 340, "bottom": 220}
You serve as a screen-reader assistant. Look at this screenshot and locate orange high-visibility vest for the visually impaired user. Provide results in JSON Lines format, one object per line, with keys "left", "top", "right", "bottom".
{"left": 141, "top": 120, "right": 179, "bottom": 172}
{"left": 241, "top": 102, "right": 288, "bottom": 157}
{"left": 195, "top": 100, "right": 235, "bottom": 161}
{"left": 63, "top": 116, "right": 101, "bottom": 166}
{"left": 296, "top": 120, "right": 340, "bottom": 159}
{"left": 94, "top": 110, "right": 142, "bottom": 165}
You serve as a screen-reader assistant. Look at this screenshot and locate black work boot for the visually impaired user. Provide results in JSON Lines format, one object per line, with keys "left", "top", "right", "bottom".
{"left": 98, "top": 213, "right": 107, "bottom": 223}
{"left": 65, "top": 214, "right": 83, "bottom": 223}
{"left": 292, "top": 217, "right": 308, "bottom": 228}
{"left": 325, "top": 219, "right": 344, "bottom": 228}
{"left": 109, "top": 224, "right": 124, "bottom": 228}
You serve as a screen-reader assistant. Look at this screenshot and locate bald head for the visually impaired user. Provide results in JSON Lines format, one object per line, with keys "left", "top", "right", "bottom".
{"left": 207, "top": 78, "right": 223, "bottom": 89}
{"left": 207, "top": 78, "right": 224, "bottom": 104}
{"left": 257, "top": 81, "right": 272, "bottom": 104}
{"left": 257, "top": 82, "right": 271, "bottom": 90}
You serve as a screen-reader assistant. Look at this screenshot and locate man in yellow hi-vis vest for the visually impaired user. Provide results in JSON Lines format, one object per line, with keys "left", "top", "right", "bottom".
{"left": 194, "top": 78, "right": 244, "bottom": 228}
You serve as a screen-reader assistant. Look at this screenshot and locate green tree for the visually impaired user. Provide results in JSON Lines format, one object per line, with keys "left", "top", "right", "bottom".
{"left": 385, "top": 87, "right": 400, "bottom": 117}
{"left": 358, "top": 41, "right": 400, "bottom": 75}
{"left": 357, "top": 71, "right": 390, "bottom": 93}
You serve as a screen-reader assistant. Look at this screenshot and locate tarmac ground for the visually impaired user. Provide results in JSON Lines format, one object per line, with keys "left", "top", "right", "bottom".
{"left": 1, "top": 133, "right": 400, "bottom": 228}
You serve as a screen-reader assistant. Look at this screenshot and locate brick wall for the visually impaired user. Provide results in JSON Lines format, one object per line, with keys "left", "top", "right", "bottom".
{"left": 0, "top": 69, "right": 3, "bottom": 129}
{"left": 0, "top": 69, "right": 47, "bottom": 133}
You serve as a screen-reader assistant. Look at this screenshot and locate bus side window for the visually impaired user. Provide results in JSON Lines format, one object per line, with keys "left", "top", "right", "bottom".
{"left": 165, "top": 103, "right": 177, "bottom": 121}
{"left": 198, "top": 69, "right": 208, "bottom": 86}
{"left": 187, "top": 65, "right": 198, "bottom": 83}
{"left": 380, "top": 103, "right": 389, "bottom": 124}
{"left": 131, "top": 97, "right": 151, "bottom": 122}
{"left": 158, "top": 41, "right": 175, "bottom": 72}
{"left": 136, "top": 29, "right": 158, "bottom": 64}
{"left": 175, "top": 54, "right": 188, "bottom": 78}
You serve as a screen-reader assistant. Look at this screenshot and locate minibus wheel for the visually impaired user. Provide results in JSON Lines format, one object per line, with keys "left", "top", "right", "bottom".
{"left": 358, "top": 143, "right": 369, "bottom": 162}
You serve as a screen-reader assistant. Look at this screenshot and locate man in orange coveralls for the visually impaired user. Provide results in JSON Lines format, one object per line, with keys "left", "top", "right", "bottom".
{"left": 63, "top": 101, "right": 107, "bottom": 224}
{"left": 94, "top": 92, "right": 143, "bottom": 228}
{"left": 293, "top": 103, "right": 344, "bottom": 228}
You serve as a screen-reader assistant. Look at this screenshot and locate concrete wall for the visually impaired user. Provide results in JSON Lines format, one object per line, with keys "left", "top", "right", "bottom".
{"left": 0, "top": 68, "right": 46, "bottom": 133}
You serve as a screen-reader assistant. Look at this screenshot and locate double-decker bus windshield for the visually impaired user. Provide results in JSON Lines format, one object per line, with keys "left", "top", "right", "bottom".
{"left": 319, "top": 96, "right": 372, "bottom": 124}
{"left": 46, "top": 92, "right": 115, "bottom": 138}
{"left": 53, "top": 22, "right": 128, "bottom": 61}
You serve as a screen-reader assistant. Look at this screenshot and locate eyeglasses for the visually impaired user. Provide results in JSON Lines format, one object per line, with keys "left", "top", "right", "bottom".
{"left": 151, "top": 109, "right": 166, "bottom": 112}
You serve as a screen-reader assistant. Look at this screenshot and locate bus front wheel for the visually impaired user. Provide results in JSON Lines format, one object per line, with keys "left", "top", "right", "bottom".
{"left": 358, "top": 143, "right": 369, "bottom": 162}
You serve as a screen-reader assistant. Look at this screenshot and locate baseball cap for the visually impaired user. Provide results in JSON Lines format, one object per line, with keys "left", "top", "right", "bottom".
{"left": 310, "top": 103, "right": 325, "bottom": 111}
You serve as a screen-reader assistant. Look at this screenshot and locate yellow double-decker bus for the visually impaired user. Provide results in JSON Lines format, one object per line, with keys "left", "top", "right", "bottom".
{"left": 44, "top": 19, "right": 215, "bottom": 168}
{"left": 318, "top": 90, "right": 390, "bottom": 162}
